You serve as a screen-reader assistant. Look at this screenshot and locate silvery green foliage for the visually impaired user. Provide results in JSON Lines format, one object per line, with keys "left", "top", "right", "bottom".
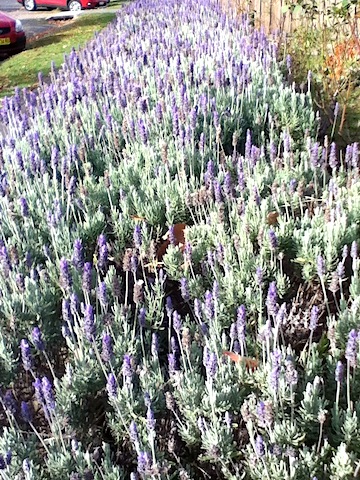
{"left": 0, "top": 0, "right": 359, "bottom": 478}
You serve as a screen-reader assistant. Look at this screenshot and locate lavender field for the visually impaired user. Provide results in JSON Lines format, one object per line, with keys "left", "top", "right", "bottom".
{"left": 0, "top": 0, "right": 359, "bottom": 478}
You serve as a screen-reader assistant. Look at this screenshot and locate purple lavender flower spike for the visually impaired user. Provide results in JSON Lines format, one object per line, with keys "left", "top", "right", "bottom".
{"left": 197, "top": 416, "right": 206, "bottom": 434}
{"left": 212, "top": 280, "right": 219, "bottom": 300}
{"left": 173, "top": 311, "right": 182, "bottom": 333}
{"left": 106, "top": 373, "right": 117, "bottom": 398}
{"left": 255, "top": 435, "right": 265, "bottom": 456}
{"left": 122, "top": 354, "right": 133, "bottom": 385}
{"left": 137, "top": 451, "right": 152, "bottom": 475}
{"left": 253, "top": 186, "right": 261, "bottom": 206}
{"left": 329, "top": 142, "right": 337, "bottom": 170}
{"left": 223, "top": 171, "right": 233, "bottom": 198}
{"left": 20, "top": 339, "right": 33, "bottom": 371}
{"left": 168, "top": 353, "right": 177, "bottom": 376}
{"left": 285, "top": 357, "right": 298, "bottom": 386}
{"left": 245, "top": 129, "right": 252, "bottom": 159}
{"left": 83, "top": 304, "right": 95, "bottom": 341}
{"left": 236, "top": 305, "right": 246, "bottom": 341}
{"left": 352, "top": 142, "right": 359, "bottom": 169}
{"left": 62, "top": 298, "right": 73, "bottom": 326}
{"left": 101, "top": 332, "right": 113, "bottom": 363}
{"left": 351, "top": 241, "right": 358, "bottom": 259}
{"left": 171, "top": 336, "right": 178, "bottom": 354}
{"left": 42, "top": 377, "right": 55, "bottom": 411}
{"left": 230, "top": 322, "right": 237, "bottom": 341}
{"left": 98, "top": 234, "right": 106, "bottom": 248}
{"left": 204, "top": 290, "right": 214, "bottom": 321}
{"left": 59, "top": 257, "right": 72, "bottom": 291}
{"left": 286, "top": 54, "right": 292, "bottom": 70}
{"left": 4, "top": 451, "right": 11, "bottom": 466}
{"left": 337, "top": 262, "right": 345, "bottom": 279}
{"left": 256, "top": 266, "right": 263, "bottom": 286}
{"left": 138, "top": 119, "right": 148, "bottom": 144}
{"left": 270, "top": 349, "right": 281, "bottom": 392}
{"left": 33, "top": 378, "right": 44, "bottom": 405}
{"left": 133, "top": 225, "right": 142, "bottom": 249}
{"left": 131, "top": 255, "right": 138, "bottom": 273}
{"left": 204, "top": 160, "right": 214, "bottom": 188}
{"left": 276, "top": 303, "right": 287, "bottom": 326}
{"left": 130, "top": 420, "right": 139, "bottom": 445}
{"left": 345, "top": 329, "right": 358, "bottom": 368}
{"left": 138, "top": 307, "right": 146, "bottom": 328}
{"left": 233, "top": 340, "right": 241, "bottom": 354}
{"left": 21, "top": 401, "right": 32, "bottom": 423}
{"left": 257, "top": 401, "right": 265, "bottom": 425}
{"left": 166, "top": 296, "right": 173, "bottom": 319}
{"left": 0, "top": 247, "right": 11, "bottom": 276}
{"left": 214, "top": 180, "right": 222, "bottom": 203}
{"left": 180, "top": 278, "right": 190, "bottom": 301}
{"left": 31, "top": 326, "right": 45, "bottom": 351}
{"left": 98, "top": 245, "right": 108, "bottom": 271}
{"left": 317, "top": 255, "right": 326, "bottom": 277}
{"left": 82, "top": 262, "right": 92, "bottom": 293}
{"left": 143, "top": 391, "right": 151, "bottom": 408}
{"left": 151, "top": 333, "right": 158, "bottom": 358}
{"left": 3, "top": 391, "right": 17, "bottom": 415}
{"left": 72, "top": 239, "right": 84, "bottom": 270}
{"left": 19, "top": 197, "right": 29, "bottom": 217}
{"left": 194, "top": 298, "right": 202, "bottom": 320}
{"left": 146, "top": 406, "right": 156, "bottom": 432}
{"left": 168, "top": 226, "right": 175, "bottom": 245}
{"left": 70, "top": 293, "right": 79, "bottom": 316}
{"left": 22, "top": 459, "right": 31, "bottom": 475}
{"left": 309, "top": 306, "right": 319, "bottom": 331}
{"left": 97, "top": 281, "right": 107, "bottom": 309}
{"left": 184, "top": 242, "right": 192, "bottom": 262}
{"left": 205, "top": 352, "right": 218, "bottom": 379}
{"left": 335, "top": 361, "right": 344, "bottom": 383}
{"left": 310, "top": 142, "right": 319, "bottom": 168}
{"left": 266, "top": 281, "right": 278, "bottom": 316}
{"left": 268, "top": 228, "right": 278, "bottom": 250}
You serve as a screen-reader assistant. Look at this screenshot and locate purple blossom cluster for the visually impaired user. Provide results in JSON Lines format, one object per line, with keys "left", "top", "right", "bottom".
{"left": 0, "top": 0, "right": 358, "bottom": 478}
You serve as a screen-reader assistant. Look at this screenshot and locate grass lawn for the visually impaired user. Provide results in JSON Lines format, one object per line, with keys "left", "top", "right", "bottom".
{"left": 0, "top": 9, "right": 121, "bottom": 98}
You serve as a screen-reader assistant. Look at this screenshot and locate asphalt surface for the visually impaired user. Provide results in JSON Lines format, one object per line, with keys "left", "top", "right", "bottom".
{"left": 1, "top": 0, "right": 70, "bottom": 39}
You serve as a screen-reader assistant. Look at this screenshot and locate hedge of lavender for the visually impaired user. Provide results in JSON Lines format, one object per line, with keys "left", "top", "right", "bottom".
{"left": 0, "top": 0, "right": 359, "bottom": 478}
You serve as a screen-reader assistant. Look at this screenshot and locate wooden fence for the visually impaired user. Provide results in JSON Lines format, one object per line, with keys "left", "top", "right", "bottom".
{"left": 222, "top": 0, "right": 360, "bottom": 34}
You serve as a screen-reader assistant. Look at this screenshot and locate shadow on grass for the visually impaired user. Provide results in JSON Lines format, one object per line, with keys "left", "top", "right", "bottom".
{"left": 26, "top": 33, "right": 66, "bottom": 50}
{"left": 24, "top": 12, "right": 116, "bottom": 51}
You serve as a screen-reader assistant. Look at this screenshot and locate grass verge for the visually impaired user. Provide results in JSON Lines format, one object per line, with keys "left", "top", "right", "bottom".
{"left": 0, "top": 11, "right": 118, "bottom": 98}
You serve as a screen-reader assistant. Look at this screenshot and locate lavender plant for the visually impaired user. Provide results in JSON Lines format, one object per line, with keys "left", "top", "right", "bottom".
{"left": 0, "top": 0, "right": 359, "bottom": 478}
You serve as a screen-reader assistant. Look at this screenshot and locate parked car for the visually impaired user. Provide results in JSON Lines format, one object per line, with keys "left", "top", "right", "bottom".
{"left": 17, "top": 0, "right": 110, "bottom": 11}
{"left": 0, "top": 11, "right": 26, "bottom": 57}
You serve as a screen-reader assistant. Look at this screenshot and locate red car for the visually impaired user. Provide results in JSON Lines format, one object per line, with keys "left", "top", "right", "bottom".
{"left": 18, "top": 0, "right": 109, "bottom": 11}
{"left": 0, "top": 12, "right": 26, "bottom": 57}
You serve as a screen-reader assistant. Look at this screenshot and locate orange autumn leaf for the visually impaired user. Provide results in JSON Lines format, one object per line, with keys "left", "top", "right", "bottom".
{"left": 326, "top": 38, "right": 360, "bottom": 81}
{"left": 223, "top": 351, "right": 259, "bottom": 370}
{"left": 157, "top": 223, "right": 187, "bottom": 260}
{"left": 266, "top": 211, "right": 279, "bottom": 226}
{"left": 131, "top": 215, "right": 147, "bottom": 222}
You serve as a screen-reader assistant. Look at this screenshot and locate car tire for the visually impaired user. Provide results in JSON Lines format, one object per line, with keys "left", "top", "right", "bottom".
{"left": 67, "top": 0, "right": 82, "bottom": 11}
{"left": 23, "top": 0, "right": 37, "bottom": 10}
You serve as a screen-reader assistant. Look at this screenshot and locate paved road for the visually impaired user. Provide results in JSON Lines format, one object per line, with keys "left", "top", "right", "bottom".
{"left": 1, "top": 0, "right": 19, "bottom": 12}
{"left": 1, "top": 0, "right": 117, "bottom": 38}
{"left": 1, "top": 0, "right": 65, "bottom": 39}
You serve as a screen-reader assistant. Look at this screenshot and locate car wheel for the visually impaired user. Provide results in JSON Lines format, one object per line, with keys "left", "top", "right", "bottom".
{"left": 24, "top": 0, "right": 36, "bottom": 10}
{"left": 68, "top": 0, "right": 82, "bottom": 11}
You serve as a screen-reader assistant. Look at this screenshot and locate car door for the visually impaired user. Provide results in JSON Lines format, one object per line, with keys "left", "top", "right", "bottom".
{"left": 45, "top": 0, "right": 66, "bottom": 6}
